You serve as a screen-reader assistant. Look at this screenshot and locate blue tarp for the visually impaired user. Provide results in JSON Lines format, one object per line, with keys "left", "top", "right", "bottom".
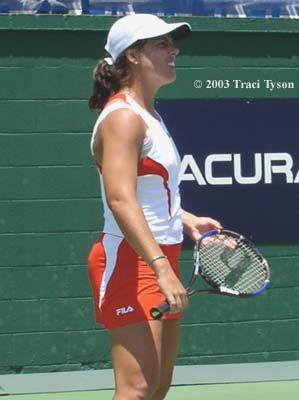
{"left": 1, "top": 1, "right": 299, "bottom": 20}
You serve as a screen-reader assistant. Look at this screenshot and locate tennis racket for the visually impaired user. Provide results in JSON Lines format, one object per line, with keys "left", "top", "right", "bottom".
{"left": 151, "top": 229, "right": 270, "bottom": 320}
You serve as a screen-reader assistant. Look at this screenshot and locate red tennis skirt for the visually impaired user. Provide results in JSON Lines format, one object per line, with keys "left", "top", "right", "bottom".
{"left": 87, "top": 234, "right": 182, "bottom": 329}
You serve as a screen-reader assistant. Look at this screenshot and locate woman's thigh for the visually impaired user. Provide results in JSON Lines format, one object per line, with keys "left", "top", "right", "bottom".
{"left": 150, "top": 320, "right": 180, "bottom": 400}
{"left": 109, "top": 320, "right": 163, "bottom": 390}
{"left": 160, "top": 319, "right": 180, "bottom": 384}
{"left": 109, "top": 319, "right": 180, "bottom": 397}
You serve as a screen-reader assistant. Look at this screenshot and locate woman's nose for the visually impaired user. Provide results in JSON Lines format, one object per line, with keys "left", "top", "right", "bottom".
{"left": 170, "top": 46, "right": 179, "bottom": 57}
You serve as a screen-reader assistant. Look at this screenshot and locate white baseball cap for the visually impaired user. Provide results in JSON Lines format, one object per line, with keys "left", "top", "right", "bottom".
{"left": 104, "top": 13, "right": 192, "bottom": 65}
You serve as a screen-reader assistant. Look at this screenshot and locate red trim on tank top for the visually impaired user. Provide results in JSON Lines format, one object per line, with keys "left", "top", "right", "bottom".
{"left": 103, "top": 93, "right": 128, "bottom": 109}
{"left": 96, "top": 163, "right": 102, "bottom": 173}
{"left": 96, "top": 158, "right": 172, "bottom": 218}
{"left": 138, "top": 157, "right": 172, "bottom": 218}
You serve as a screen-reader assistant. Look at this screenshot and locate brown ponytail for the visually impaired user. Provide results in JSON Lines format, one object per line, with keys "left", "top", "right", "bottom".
{"left": 88, "top": 40, "right": 146, "bottom": 111}
{"left": 88, "top": 55, "right": 130, "bottom": 111}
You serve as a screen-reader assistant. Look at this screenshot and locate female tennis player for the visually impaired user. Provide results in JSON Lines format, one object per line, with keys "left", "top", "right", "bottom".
{"left": 88, "top": 14, "right": 222, "bottom": 400}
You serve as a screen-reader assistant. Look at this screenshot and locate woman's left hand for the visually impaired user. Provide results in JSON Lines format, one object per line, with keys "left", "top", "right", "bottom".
{"left": 182, "top": 210, "right": 223, "bottom": 242}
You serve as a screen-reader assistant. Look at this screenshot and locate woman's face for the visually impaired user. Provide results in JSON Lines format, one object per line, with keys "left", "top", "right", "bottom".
{"left": 135, "top": 34, "right": 179, "bottom": 87}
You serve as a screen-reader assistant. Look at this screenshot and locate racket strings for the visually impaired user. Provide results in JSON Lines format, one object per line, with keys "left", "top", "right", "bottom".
{"left": 198, "top": 235, "right": 268, "bottom": 294}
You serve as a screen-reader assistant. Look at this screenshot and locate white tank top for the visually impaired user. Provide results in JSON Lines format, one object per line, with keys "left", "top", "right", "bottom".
{"left": 90, "top": 93, "right": 183, "bottom": 244}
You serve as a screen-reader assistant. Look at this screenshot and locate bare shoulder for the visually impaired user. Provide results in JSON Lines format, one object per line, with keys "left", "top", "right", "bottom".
{"left": 98, "top": 108, "right": 145, "bottom": 143}
{"left": 92, "top": 108, "right": 146, "bottom": 163}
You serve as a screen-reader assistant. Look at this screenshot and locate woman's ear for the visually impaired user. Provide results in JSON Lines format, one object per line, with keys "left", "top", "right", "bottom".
{"left": 126, "top": 49, "right": 139, "bottom": 65}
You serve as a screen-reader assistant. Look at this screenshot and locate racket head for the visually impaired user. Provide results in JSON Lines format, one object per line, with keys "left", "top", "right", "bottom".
{"left": 193, "top": 229, "right": 270, "bottom": 297}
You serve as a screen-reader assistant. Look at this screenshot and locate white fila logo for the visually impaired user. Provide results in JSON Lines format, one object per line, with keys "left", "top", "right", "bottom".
{"left": 116, "top": 306, "right": 134, "bottom": 316}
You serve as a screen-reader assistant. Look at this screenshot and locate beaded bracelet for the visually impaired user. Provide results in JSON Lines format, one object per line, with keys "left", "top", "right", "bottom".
{"left": 148, "top": 255, "right": 168, "bottom": 267}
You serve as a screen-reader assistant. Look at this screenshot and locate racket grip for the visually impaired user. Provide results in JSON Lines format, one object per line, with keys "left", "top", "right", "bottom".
{"left": 150, "top": 301, "right": 170, "bottom": 320}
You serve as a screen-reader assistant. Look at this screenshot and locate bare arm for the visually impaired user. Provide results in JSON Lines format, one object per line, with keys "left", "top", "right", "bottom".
{"left": 93, "top": 109, "right": 187, "bottom": 313}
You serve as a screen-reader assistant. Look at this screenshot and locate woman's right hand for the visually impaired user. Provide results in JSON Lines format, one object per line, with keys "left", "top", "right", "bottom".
{"left": 155, "top": 261, "right": 188, "bottom": 314}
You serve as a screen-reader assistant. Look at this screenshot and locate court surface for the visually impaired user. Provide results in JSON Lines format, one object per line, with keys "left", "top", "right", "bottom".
{"left": 4, "top": 380, "right": 299, "bottom": 400}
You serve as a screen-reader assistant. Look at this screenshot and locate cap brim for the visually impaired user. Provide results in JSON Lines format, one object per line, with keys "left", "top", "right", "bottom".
{"left": 169, "top": 23, "right": 192, "bottom": 41}
{"left": 137, "top": 22, "right": 192, "bottom": 43}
